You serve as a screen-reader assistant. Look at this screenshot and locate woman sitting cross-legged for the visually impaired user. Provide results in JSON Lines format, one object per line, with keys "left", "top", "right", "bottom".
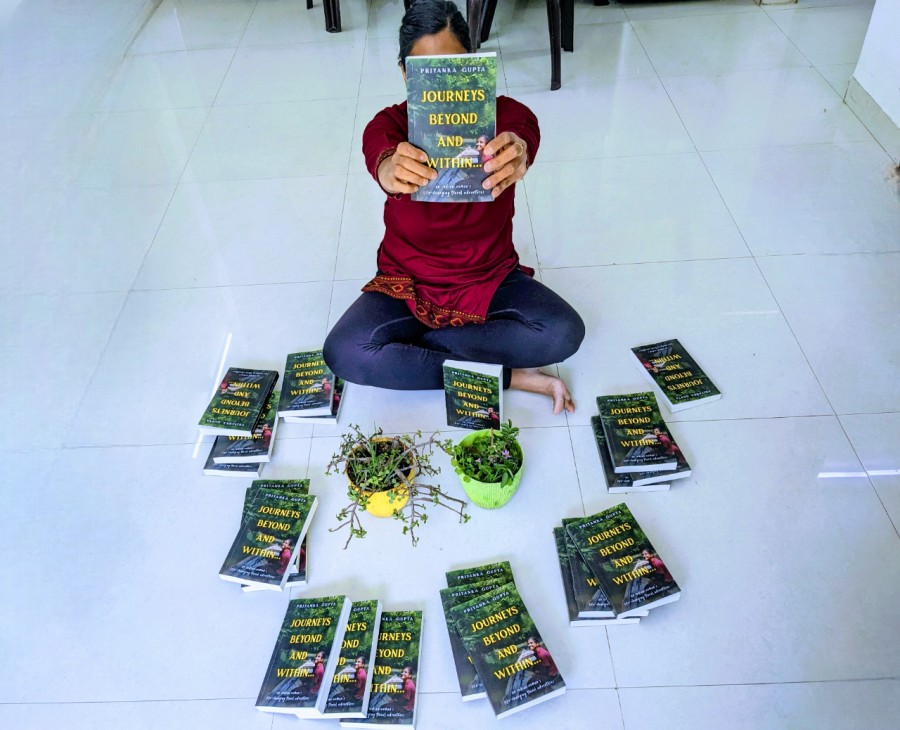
{"left": 323, "top": 0, "right": 585, "bottom": 415}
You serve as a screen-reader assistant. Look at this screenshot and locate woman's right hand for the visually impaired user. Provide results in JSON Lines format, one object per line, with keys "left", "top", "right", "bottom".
{"left": 377, "top": 142, "right": 437, "bottom": 195}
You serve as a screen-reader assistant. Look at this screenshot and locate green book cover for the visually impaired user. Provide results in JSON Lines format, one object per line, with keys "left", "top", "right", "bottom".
{"left": 343, "top": 610, "right": 423, "bottom": 727}
{"left": 552, "top": 528, "right": 580, "bottom": 624}
{"left": 256, "top": 595, "right": 352, "bottom": 716}
{"left": 198, "top": 366, "right": 278, "bottom": 436}
{"left": 595, "top": 392, "right": 678, "bottom": 473}
{"left": 439, "top": 577, "right": 507, "bottom": 700}
{"left": 631, "top": 338, "right": 721, "bottom": 412}
{"left": 219, "top": 488, "right": 317, "bottom": 590}
{"left": 560, "top": 518, "right": 615, "bottom": 618}
{"left": 278, "top": 350, "right": 335, "bottom": 417}
{"left": 210, "top": 389, "right": 279, "bottom": 463}
{"left": 591, "top": 416, "right": 683, "bottom": 491}
{"left": 449, "top": 582, "right": 566, "bottom": 719}
{"left": 565, "top": 503, "right": 681, "bottom": 618}
{"left": 446, "top": 560, "right": 514, "bottom": 588}
{"left": 405, "top": 53, "right": 497, "bottom": 203}
{"left": 323, "top": 600, "right": 383, "bottom": 718}
{"left": 442, "top": 360, "right": 502, "bottom": 431}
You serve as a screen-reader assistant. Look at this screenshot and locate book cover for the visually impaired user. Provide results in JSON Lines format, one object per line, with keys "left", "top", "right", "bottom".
{"left": 256, "top": 595, "right": 352, "bottom": 716}
{"left": 202, "top": 451, "right": 262, "bottom": 477}
{"left": 323, "top": 600, "right": 383, "bottom": 718}
{"left": 405, "top": 53, "right": 497, "bottom": 203}
{"left": 341, "top": 610, "right": 423, "bottom": 728}
{"left": 198, "top": 366, "right": 278, "bottom": 436}
{"left": 449, "top": 582, "right": 566, "bottom": 719}
{"left": 631, "top": 339, "right": 721, "bottom": 412}
{"left": 242, "top": 535, "right": 307, "bottom": 593}
{"left": 210, "top": 389, "right": 280, "bottom": 463}
{"left": 558, "top": 520, "right": 615, "bottom": 619}
{"left": 219, "top": 488, "right": 317, "bottom": 591}
{"left": 442, "top": 360, "right": 503, "bottom": 431}
{"left": 595, "top": 392, "right": 678, "bottom": 474}
{"left": 553, "top": 527, "right": 644, "bottom": 626}
{"left": 287, "top": 376, "right": 346, "bottom": 423}
{"left": 445, "top": 560, "right": 514, "bottom": 588}
{"left": 278, "top": 351, "right": 335, "bottom": 417}
{"left": 439, "top": 578, "right": 507, "bottom": 701}
{"left": 566, "top": 504, "right": 681, "bottom": 618}
{"left": 591, "top": 416, "right": 690, "bottom": 491}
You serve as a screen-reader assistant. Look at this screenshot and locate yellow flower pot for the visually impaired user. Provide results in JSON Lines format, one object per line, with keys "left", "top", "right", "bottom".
{"left": 346, "top": 437, "right": 414, "bottom": 518}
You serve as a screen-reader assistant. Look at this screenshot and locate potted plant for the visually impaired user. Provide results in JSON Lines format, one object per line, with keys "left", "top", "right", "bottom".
{"left": 447, "top": 420, "right": 525, "bottom": 509}
{"left": 325, "top": 424, "right": 470, "bottom": 548}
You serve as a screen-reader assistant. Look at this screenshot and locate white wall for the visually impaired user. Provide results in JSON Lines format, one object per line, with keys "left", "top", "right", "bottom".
{"left": 853, "top": 0, "right": 900, "bottom": 126}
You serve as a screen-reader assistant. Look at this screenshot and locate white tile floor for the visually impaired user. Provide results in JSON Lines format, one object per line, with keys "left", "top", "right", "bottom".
{"left": 1, "top": 0, "right": 898, "bottom": 728}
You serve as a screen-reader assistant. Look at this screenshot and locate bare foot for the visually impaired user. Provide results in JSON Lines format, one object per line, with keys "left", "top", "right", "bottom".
{"left": 509, "top": 368, "right": 575, "bottom": 415}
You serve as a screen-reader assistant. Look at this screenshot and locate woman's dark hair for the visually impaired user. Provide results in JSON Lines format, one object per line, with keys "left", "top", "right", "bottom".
{"left": 398, "top": 0, "right": 472, "bottom": 67}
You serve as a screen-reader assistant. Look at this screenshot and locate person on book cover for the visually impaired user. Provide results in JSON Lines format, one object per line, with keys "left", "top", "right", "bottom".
{"left": 322, "top": 0, "right": 584, "bottom": 417}
{"left": 475, "top": 134, "right": 493, "bottom": 164}
{"left": 642, "top": 549, "right": 673, "bottom": 583}
{"left": 353, "top": 656, "right": 367, "bottom": 700}
{"left": 399, "top": 666, "right": 416, "bottom": 711}
{"left": 261, "top": 422, "right": 273, "bottom": 449}
{"left": 652, "top": 427, "right": 686, "bottom": 466}
{"left": 311, "top": 651, "right": 327, "bottom": 695}
{"left": 279, "top": 539, "right": 293, "bottom": 573}
{"left": 526, "top": 637, "right": 559, "bottom": 680}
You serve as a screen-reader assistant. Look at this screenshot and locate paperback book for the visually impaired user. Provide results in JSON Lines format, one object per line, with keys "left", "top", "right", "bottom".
{"left": 341, "top": 610, "right": 423, "bottom": 728}
{"left": 279, "top": 350, "right": 335, "bottom": 418}
{"left": 210, "top": 389, "right": 280, "bottom": 464}
{"left": 450, "top": 582, "right": 566, "bottom": 719}
{"left": 445, "top": 560, "right": 514, "bottom": 588}
{"left": 256, "top": 595, "right": 353, "bottom": 716}
{"left": 439, "top": 578, "right": 508, "bottom": 700}
{"left": 322, "top": 600, "right": 383, "bottom": 719}
{"left": 631, "top": 338, "right": 721, "bottom": 412}
{"left": 591, "top": 416, "right": 691, "bottom": 491}
{"left": 405, "top": 52, "right": 497, "bottom": 203}
{"left": 198, "top": 366, "right": 278, "bottom": 436}
{"left": 442, "top": 360, "right": 502, "bottom": 431}
{"left": 284, "top": 376, "right": 346, "bottom": 423}
{"left": 219, "top": 487, "right": 317, "bottom": 591}
{"left": 566, "top": 504, "right": 681, "bottom": 618}
{"left": 202, "top": 455, "right": 261, "bottom": 478}
{"left": 595, "top": 392, "right": 678, "bottom": 473}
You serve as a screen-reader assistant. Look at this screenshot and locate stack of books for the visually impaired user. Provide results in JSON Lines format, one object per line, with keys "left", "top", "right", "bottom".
{"left": 592, "top": 391, "right": 692, "bottom": 493}
{"left": 279, "top": 350, "right": 346, "bottom": 424}
{"left": 440, "top": 561, "right": 566, "bottom": 719}
{"left": 557, "top": 503, "right": 681, "bottom": 622}
{"left": 219, "top": 479, "right": 317, "bottom": 592}
{"left": 199, "top": 366, "right": 279, "bottom": 478}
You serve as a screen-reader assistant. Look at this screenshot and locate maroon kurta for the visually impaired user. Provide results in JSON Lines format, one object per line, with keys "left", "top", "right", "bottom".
{"left": 361, "top": 96, "right": 540, "bottom": 328}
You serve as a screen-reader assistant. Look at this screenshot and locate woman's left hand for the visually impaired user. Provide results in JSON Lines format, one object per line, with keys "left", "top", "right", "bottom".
{"left": 482, "top": 132, "right": 528, "bottom": 199}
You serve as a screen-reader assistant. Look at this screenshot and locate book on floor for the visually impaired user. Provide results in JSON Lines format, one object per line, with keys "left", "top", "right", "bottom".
{"left": 445, "top": 560, "right": 514, "bottom": 588}
{"left": 240, "top": 480, "right": 312, "bottom": 593}
{"left": 631, "top": 338, "right": 721, "bottom": 412}
{"left": 210, "top": 389, "right": 280, "bottom": 464}
{"left": 341, "top": 610, "right": 423, "bottom": 728}
{"left": 439, "top": 578, "right": 508, "bottom": 701}
{"left": 256, "top": 595, "right": 353, "bottom": 717}
{"left": 442, "top": 360, "right": 503, "bottom": 431}
{"left": 595, "top": 392, "right": 678, "bottom": 474}
{"left": 278, "top": 350, "right": 335, "bottom": 418}
{"left": 284, "top": 376, "right": 346, "bottom": 423}
{"left": 591, "top": 415, "right": 691, "bottom": 491}
{"left": 322, "top": 599, "right": 383, "bottom": 719}
{"left": 449, "top": 581, "right": 566, "bottom": 719}
{"left": 198, "top": 366, "right": 279, "bottom": 436}
{"left": 405, "top": 52, "right": 497, "bottom": 203}
{"left": 219, "top": 486, "right": 317, "bottom": 591}
{"left": 202, "top": 454, "right": 262, "bottom": 478}
{"left": 565, "top": 504, "right": 681, "bottom": 618}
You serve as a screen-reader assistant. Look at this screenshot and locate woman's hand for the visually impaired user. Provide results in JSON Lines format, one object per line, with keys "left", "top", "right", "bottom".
{"left": 377, "top": 142, "right": 437, "bottom": 195}
{"left": 482, "top": 132, "right": 529, "bottom": 198}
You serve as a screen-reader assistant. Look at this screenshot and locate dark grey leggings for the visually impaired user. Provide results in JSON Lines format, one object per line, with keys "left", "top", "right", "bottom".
{"left": 323, "top": 268, "right": 585, "bottom": 390}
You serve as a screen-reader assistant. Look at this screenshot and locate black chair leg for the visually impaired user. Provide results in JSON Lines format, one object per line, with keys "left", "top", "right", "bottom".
{"left": 306, "top": 0, "right": 313, "bottom": 9}
{"left": 467, "top": 0, "right": 485, "bottom": 51}
{"left": 323, "top": 0, "right": 341, "bottom": 32}
{"left": 546, "top": 0, "right": 562, "bottom": 90}
{"left": 561, "top": 0, "right": 574, "bottom": 52}
{"left": 480, "top": 0, "right": 499, "bottom": 45}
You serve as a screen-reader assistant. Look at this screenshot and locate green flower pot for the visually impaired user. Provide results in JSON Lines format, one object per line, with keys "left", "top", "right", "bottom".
{"left": 453, "top": 430, "right": 524, "bottom": 509}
